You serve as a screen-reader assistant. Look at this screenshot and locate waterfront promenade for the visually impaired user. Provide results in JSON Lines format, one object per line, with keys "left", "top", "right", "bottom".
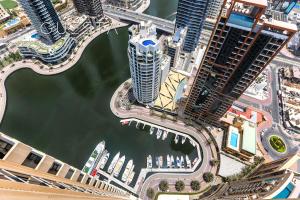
{"left": 110, "top": 81, "right": 219, "bottom": 199}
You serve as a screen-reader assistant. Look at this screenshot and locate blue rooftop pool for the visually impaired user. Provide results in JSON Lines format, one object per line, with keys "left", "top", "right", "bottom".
{"left": 273, "top": 183, "right": 294, "bottom": 199}
{"left": 31, "top": 33, "right": 40, "bottom": 39}
{"left": 230, "top": 132, "right": 238, "bottom": 148}
{"left": 228, "top": 13, "right": 254, "bottom": 28}
{"left": 143, "top": 40, "right": 156, "bottom": 46}
{"left": 5, "top": 18, "right": 20, "bottom": 28}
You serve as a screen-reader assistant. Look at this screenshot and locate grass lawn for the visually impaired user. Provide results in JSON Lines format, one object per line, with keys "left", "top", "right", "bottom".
{"left": 269, "top": 135, "right": 286, "bottom": 153}
{"left": 0, "top": 0, "right": 18, "bottom": 10}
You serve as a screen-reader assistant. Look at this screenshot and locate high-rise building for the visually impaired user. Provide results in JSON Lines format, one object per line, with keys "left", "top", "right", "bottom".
{"left": 184, "top": 0, "right": 297, "bottom": 126}
{"left": 166, "top": 28, "right": 187, "bottom": 68}
{"left": 205, "top": 153, "right": 300, "bottom": 199}
{"left": 203, "top": 0, "right": 223, "bottom": 30}
{"left": 128, "top": 21, "right": 162, "bottom": 104}
{"left": 271, "top": 0, "right": 298, "bottom": 14}
{"left": 18, "top": 0, "right": 65, "bottom": 44}
{"left": 0, "top": 132, "right": 131, "bottom": 200}
{"left": 175, "top": 0, "right": 209, "bottom": 53}
{"left": 73, "top": 0, "right": 103, "bottom": 18}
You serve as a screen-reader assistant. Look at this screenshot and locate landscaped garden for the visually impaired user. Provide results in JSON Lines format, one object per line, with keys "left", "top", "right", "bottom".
{"left": 0, "top": 0, "right": 18, "bottom": 10}
{"left": 269, "top": 135, "right": 286, "bottom": 153}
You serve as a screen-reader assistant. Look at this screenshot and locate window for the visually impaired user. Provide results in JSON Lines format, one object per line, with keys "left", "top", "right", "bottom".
{"left": 22, "top": 152, "right": 42, "bottom": 169}
{"left": 48, "top": 162, "right": 61, "bottom": 175}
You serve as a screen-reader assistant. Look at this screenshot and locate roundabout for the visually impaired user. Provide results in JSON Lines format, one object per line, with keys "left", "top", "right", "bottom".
{"left": 268, "top": 135, "right": 286, "bottom": 153}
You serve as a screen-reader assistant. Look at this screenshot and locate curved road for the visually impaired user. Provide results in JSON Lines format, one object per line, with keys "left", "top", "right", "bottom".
{"left": 110, "top": 82, "right": 218, "bottom": 199}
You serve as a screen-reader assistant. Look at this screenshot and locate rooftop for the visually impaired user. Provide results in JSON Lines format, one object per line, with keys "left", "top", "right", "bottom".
{"left": 241, "top": 120, "right": 256, "bottom": 155}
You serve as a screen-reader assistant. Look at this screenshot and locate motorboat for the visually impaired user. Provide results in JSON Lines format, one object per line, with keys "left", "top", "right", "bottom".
{"left": 121, "top": 160, "right": 133, "bottom": 182}
{"left": 150, "top": 127, "right": 155, "bottom": 135}
{"left": 107, "top": 152, "right": 120, "bottom": 174}
{"left": 126, "top": 171, "right": 135, "bottom": 185}
{"left": 170, "top": 155, "right": 175, "bottom": 168}
{"left": 186, "top": 155, "right": 191, "bottom": 168}
{"left": 162, "top": 131, "right": 168, "bottom": 140}
{"left": 159, "top": 156, "right": 163, "bottom": 168}
{"left": 175, "top": 135, "right": 179, "bottom": 144}
{"left": 155, "top": 157, "right": 159, "bottom": 167}
{"left": 180, "top": 156, "right": 185, "bottom": 168}
{"left": 98, "top": 150, "right": 110, "bottom": 169}
{"left": 190, "top": 139, "right": 196, "bottom": 147}
{"left": 156, "top": 129, "right": 162, "bottom": 139}
{"left": 176, "top": 156, "right": 181, "bottom": 168}
{"left": 167, "top": 155, "right": 171, "bottom": 168}
{"left": 181, "top": 136, "right": 186, "bottom": 144}
{"left": 113, "top": 155, "right": 126, "bottom": 177}
{"left": 82, "top": 141, "right": 105, "bottom": 174}
{"left": 147, "top": 155, "right": 152, "bottom": 168}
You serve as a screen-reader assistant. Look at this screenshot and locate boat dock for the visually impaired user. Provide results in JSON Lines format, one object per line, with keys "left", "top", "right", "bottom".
{"left": 120, "top": 118, "right": 202, "bottom": 163}
{"left": 97, "top": 169, "right": 137, "bottom": 194}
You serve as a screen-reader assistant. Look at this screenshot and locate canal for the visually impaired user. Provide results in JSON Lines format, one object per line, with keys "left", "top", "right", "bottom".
{"left": 0, "top": 0, "right": 198, "bottom": 186}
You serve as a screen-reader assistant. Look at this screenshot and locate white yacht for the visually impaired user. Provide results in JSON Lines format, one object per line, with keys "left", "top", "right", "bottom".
{"left": 147, "top": 155, "right": 152, "bottom": 168}
{"left": 175, "top": 135, "right": 179, "bottom": 144}
{"left": 158, "top": 156, "right": 163, "bottom": 168}
{"left": 176, "top": 156, "right": 181, "bottom": 168}
{"left": 126, "top": 171, "right": 135, "bottom": 185}
{"left": 181, "top": 136, "right": 186, "bottom": 144}
{"left": 167, "top": 155, "right": 171, "bottom": 168}
{"left": 150, "top": 127, "right": 154, "bottom": 135}
{"left": 121, "top": 160, "right": 133, "bottom": 182}
{"left": 162, "top": 131, "right": 168, "bottom": 140}
{"left": 107, "top": 152, "right": 120, "bottom": 174}
{"left": 186, "top": 155, "right": 191, "bottom": 168}
{"left": 180, "top": 156, "right": 185, "bottom": 168}
{"left": 170, "top": 155, "right": 175, "bottom": 168}
{"left": 82, "top": 141, "right": 105, "bottom": 175}
{"left": 113, "top": 155, "right": 126, "bottom": 177}
{"left": 156, "top": 129, "right": 162, "bottom": 139}
{"left": 97, "top": 150, "right": 110, "bottom": 170}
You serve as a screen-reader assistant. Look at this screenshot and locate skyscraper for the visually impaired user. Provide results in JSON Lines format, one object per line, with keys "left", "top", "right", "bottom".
{"left": 205, "top": 153, "right": 300, "bottom": 199}
{"left": 73, "top": 0, "right": 103, "bottom": 18}
{"left": 0, "top": 133, "right": 131, "bottom": 200}
{"left": 184, "top": 0, "right": 297, "bottom": 126}
{"left": 18, "top": 0, "right": 65, "bottom": 44}
{"left": 175, "top": 0, "right": 209, "bottom": 53}
{"left": 128, "top": 21, "right": 162, "bottom": 104}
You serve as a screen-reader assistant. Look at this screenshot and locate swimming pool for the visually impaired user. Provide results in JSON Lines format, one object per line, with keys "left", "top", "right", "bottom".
{"left": 4, "top": 18, "right": 20, "bottom": 28}
{"left": 273, "top": 183, "right": 294, "bottom": 199}
{"left": 31, "top": 33, "right": 40, "bottom": 39}
{"left": 228, "top": 13, "right": 254, "bottom": 28}
{"left": 142, "top": 40, "right": 156, "bottom": 46}
{"left": 230, "top": 132, "right": 239, "bottom": 148}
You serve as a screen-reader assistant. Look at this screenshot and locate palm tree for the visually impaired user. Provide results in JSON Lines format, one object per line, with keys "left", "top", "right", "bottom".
{"left": 159, "top": 180, "right": 169, "bottom": 192}
{"left": 175, "top": 180, "right": 185, "bottom": 192}
{"left": 190, "top": 180, "right": 200, "bottom": 191}
{"left": 203, "top": 172, "right": 214, "bottom": 183}
{"left": 146, "top": 188, "right": 155, "bottom": 199}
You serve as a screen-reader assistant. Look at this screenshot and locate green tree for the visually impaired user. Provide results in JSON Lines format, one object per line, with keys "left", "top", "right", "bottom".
{"left": 190, "top": 180, "right": 200, "bottom": 191}
{"left": 159, "top": 180, "right": 169, "bottom": 192}
{"left": 175, "top": 180, "right": 185, "bottom": 192}
{"left": 209, "top": 159, "right": 220, "bottom": 167}
{"left": 203, "top": 172, "right": 214, "bottom": 183}
{"left": 146, "top": 188, "right": 155, "bottom": 199}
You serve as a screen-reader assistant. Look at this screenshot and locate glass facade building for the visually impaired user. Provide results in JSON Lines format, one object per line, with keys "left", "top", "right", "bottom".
{"left": 184, "top": 0, "right": 297, "bottom": 126}
{"left": 18, "top": 0, "right": 65, "bottom": 44}
{"left": 175, "top": 0, "right": 209, "bottom": 53}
